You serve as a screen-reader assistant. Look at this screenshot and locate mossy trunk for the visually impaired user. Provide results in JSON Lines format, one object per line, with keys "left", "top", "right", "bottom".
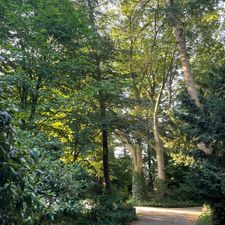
{"left": 118, "top": 132, "right": 147, "bottom": 202}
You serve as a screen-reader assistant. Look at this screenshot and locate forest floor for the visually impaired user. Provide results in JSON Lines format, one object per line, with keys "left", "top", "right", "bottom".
{"left": 131, "top": 207, "right": 202, "bottom": 225}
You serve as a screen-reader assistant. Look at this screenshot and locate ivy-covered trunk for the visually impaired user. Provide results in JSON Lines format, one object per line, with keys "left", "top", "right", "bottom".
{"left": 131, "top": 143, "right": 147, "bottom": 202}
{"left": 118, "top": 131, "right": 146, "bottom": 202}
{"left": 132, "top": 171, "right": 146, "bottom": 202}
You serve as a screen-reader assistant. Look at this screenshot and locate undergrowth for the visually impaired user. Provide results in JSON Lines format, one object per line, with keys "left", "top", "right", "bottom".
{"left": 197, "top": 204, "right": 212, "bottom": 225}
{"left": 128, "top": 198, "right": 200, "bottom": 208}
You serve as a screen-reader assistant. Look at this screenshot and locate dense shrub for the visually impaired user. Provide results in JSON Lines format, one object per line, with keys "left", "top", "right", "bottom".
{"left": 0, "top": 111, "right": 43, "bottom": 225}
{"left": 35, "top": 155, "right": 94, "bottom": 225}
{"left": 197, "top": 214, "right": 213, "bottom": 225}
{"left": 88, "top": 193, "right": 134, "bottom": 225}
{"left": 0, "top": 111, "right": 135, "bottom": 225}
{"left": 132, "top": 172, "right": 147, "bottom": 202}
{"left": 176, "top": 65, "right": 225, "bottom": 225}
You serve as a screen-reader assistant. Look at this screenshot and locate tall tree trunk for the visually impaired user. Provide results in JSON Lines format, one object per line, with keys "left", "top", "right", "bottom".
{"left": 153, "top": 115, "right": 166, "bottom": 181}
{"left": 153, "top": 116, "right": 167, "bottom": 199}
{"left": 118, "top": 132, "right": 146, "bottom": 201}
{"left": 131, "top": 143, "right": 146, "bottom": 201}
{"left": 147, "top": 142, "right": 154, "bottom": 192}
{"left": 118, "top": 132, "right": 143, "bottom": 176}
{"left": 166, "top": 0, "right": 201, "bottom": 108}
{"left": 100, "top": 94, "right": 110, "bottom": 190}
{"left": 166, "top": 0, "right": 213, "bottom": 156}
{"left": 29, "top": 76, "right": 42, "bottom": 122}
{"left": 152, "top": 81, "right": 167, "bottom": 181}
{"left": 131, "top": 142, "right": 143, "bottom": 176}
{"left": 87, "top": 0, "right": 111, "bottom": 190}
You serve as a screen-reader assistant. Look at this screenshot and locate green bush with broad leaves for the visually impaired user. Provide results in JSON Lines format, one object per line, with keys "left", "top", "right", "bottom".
{"left": 0, "top": 111, "right": 42, "bottom": 225}
{"left": 0, "top": 111, "right": 134, "bottom": 225}
{"left": 35, "top": 153, "right": 94, "bottom": 225}
{"left": 87, "top": 193, "right": 134, "bottom": 225}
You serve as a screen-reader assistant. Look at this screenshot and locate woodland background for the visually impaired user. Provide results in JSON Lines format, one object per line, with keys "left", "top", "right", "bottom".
{"left": 0, "top": 0, "right": 225, "bottom": 225}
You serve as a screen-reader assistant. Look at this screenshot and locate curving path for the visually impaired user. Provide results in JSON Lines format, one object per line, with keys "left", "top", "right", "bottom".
{"left": 131, "top": 207, "right": 202, "bottom": 225}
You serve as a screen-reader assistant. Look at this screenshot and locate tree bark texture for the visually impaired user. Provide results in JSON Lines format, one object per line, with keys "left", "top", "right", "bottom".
{"left": 153, "top": 116, "right": 166, "bottom": 181}
{"left": 152, "top": 80, "right": 167, "bottom": 181}
{"left": 118, "top": 132, "right": 146, "bottom": 201}
{"left": 166, "top": 0, "right": 201, "bottom": 108}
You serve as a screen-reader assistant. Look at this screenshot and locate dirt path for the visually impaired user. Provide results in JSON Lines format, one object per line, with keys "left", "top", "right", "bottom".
{"left": 131, "top": 207, "right": 202, "bottom": 225}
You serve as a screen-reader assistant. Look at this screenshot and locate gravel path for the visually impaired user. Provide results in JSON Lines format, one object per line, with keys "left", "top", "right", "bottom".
{"left": 131, "top": 207, "right": 202, "bottom": 225}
